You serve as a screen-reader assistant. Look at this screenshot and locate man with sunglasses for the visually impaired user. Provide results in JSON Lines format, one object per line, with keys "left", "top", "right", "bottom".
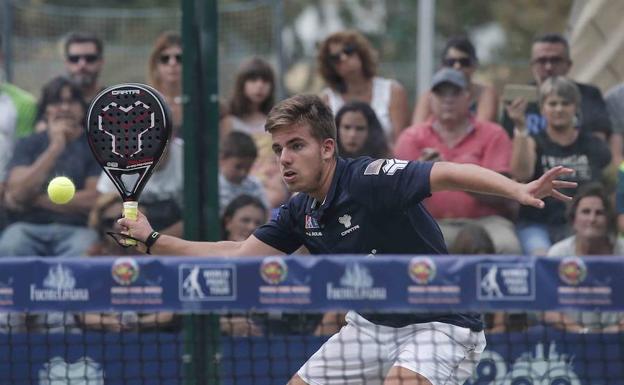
{"left": 502, "top": 33, "right": 611, "bottom": 143}
{"left": 63, "top": 31, "right": 105, "bottom": 103}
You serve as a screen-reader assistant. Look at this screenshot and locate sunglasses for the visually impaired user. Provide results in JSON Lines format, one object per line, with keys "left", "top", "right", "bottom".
{"left": 531, "top": 56, "right": 568, "bottom": 66}
{"left": 443, "top": 57, "right": 472, "bottom": 68}
{"left": 329, "top": 44, "right": 357, "bottom": 64}
{"left": 66, "top": 54, "right": 100, "bottom": 64}
{"left": 159, "top": 54, "right": 182, "bottom": 65}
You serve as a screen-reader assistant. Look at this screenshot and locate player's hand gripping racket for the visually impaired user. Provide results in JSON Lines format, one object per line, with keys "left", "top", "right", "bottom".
{"left": 86, "top": 83, "right": 172, "bottom": 246}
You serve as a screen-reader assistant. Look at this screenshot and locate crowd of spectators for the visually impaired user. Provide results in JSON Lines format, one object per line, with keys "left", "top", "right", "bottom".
{"left": 1, "top": 28, "right": 623, "bottom": 335}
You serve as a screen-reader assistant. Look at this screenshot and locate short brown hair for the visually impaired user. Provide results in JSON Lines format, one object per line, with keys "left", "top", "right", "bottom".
{"left": 265, "top": 94, "right": 336, "bottom": 155}
{"left": 317, "top": 30, "right": 378, "bottom": 93}
{"left": 219, "top": 131, "right": 257, "bottom": 160}
{"left": 538, "top": 76, "right": 581, "bottom": 107}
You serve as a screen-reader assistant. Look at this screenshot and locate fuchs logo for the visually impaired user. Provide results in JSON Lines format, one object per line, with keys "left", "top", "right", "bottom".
{"left": 111, "top": 257, "right": 140, "bottom": 285}
{"left": 111, "top": 89, "right": 140, "bottom": 95}
{"left": 305, "top": 215, "right": 320, "bottom": 229}
{"left": 39, "top": 356, "right": 104, "bottom": 385}
{"left": 408, "top": 257, "right": 436, "bottom": 284}
{"left": 558, "top": 257, "right": 587, "bottom": 286}
{"left": 260, "top": 257, "right": 288, "bottom": 285}
{"left": 30, "top": 264, "right": 89, "bottom": 301}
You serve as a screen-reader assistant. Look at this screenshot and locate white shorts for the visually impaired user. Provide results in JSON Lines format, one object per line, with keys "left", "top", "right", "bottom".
{"left": 297, "top": 311, "right": 486, "bottom": 385}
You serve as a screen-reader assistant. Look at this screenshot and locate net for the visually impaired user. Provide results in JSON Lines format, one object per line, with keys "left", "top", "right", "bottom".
{"left": 1, "top": 255, "right": 623, "bottom": 384}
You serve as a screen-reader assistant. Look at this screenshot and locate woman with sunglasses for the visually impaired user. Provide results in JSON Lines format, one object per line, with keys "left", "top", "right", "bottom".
{"left": 147, "top": 31, "right": 183, "bottom": 135}
{"left": 317, "top": 30, "right": 409, "bottom": 144}
{"left": 412, "top": 36, "right": 498, "bottom": 124}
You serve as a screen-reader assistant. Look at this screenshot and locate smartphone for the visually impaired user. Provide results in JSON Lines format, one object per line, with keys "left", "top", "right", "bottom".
{"left": 502, "top": 84, "right": 539, "bottom": 103}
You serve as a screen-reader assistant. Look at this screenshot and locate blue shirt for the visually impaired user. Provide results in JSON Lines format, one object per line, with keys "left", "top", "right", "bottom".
{"left": 254, "top": 157, "right": 483, "bottom": 331}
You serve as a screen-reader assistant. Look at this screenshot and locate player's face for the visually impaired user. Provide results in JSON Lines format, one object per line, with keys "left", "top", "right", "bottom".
{"left": 540, "top": 93, "right": 576, "bottom": 131}
{"left": 156, "top": 45, "right": 182, "bottom": 85}
{"left": 65, "top": 42, "right": 103, "bottom": 89}
{"left": 573, "top": 196, "right": 608, "bottom": 240}
{"left": 338, "top": 111, "right": 368, "bottom": 156}
{"left": 225, "top": 204, "right": 267, "bottom": 241}
{"left": 244, "top": 77, "right": 272, "bottom": 106}
{"left": 431, "top": 83, "right": 470, "bottom": 123}
{"left": 531, "top": 42, "right": 571, "bottom": 83}
{"left": 271, "top": 123, "right": 335, "bottom": 195}
{"left": 219, "top": 156, "right": 255, "bottom": 185}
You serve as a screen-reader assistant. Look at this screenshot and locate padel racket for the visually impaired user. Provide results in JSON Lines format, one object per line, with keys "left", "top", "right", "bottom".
{"left": 86, "top": 83, "right": 172, "bottom": 245}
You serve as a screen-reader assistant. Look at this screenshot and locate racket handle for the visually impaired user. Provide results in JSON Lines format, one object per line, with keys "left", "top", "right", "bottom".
{"left": 123, "top": 201, "right": 139, "bottom": 246}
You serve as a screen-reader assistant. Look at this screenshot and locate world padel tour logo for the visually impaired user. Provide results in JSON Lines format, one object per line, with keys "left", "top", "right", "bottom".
{"left": 558, "top": 257, "right": 587, "bottom": 286}
{"left": 111, "top": 257, "right": 140, "bottom": 285}
{"left": 326, "top": 263, "right": 387, "bottom": 300}
{"left": 30, "top": 264, "right": 89, "bottom": 302}
{"left": 408, "top": 257, "right": 436, "bottom": 284}
{"left": 260, "top": 257, "right": 288, "bottom": 285}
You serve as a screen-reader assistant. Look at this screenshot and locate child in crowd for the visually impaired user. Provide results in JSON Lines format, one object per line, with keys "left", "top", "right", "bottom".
{"left": 219, "top": 131, "right": 268, "bottom": 214}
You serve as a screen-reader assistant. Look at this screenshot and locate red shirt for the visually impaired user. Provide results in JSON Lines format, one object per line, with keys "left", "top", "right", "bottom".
{"left": 395, "top": 118, "right": 512, "bottom": 219}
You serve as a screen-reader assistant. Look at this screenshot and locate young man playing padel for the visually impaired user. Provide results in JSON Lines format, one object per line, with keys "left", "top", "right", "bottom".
{"left": 119, "top": 94, "right": 576, "bottom": 385}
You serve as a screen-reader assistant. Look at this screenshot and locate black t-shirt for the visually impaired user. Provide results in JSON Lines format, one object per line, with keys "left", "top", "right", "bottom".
{"left": 519, "top": 131, "right": 611, "bottom": 226}
{"left": 501, "top": 82, "right": 612, "bottom": 138}
{"left": 6, "top": 132, "right": 101, "bottom": 226}
{"left": 254, "top": 157, "right": 483, "bottom": 331}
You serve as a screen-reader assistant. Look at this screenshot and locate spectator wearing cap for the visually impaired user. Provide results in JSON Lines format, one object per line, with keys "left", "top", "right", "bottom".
{"left": 396, "top": 68, "right": 521, "bottom": 254}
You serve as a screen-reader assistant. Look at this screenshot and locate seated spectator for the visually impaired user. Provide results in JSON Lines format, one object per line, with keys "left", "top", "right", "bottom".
{"left": 0, "top": 33, "right": 37, "bottom": 231}
{"left": 97, "top": 138, "right": 184, "bottom": 237}
{"left": 219, "top": 131, "right": 268, "bottom": 214}
{"left": 605, "top": 82, "right": 624, "bottom": 167}
{"left": 412, "top": 36, "right": 497, "bottom": 124}
{"left": 62, "top": 31, "right": 105, "bottom": 103}
{"left": 221, "top": 194, "right": 268, "bottom": 241}
{"left": 544, "top": 183, "right": 624, "bottom": 333}
{"left": 501, "top": 33, "right": 611, "bottom": 140}
{"left": 221, "top": 57, "right": 288, "bottom": 209}
{"left": 148, "top": 31, "right": 183, "bottom": 136}
{"left": 508, "top": 76, "right": 611, "bottom": 255}
{"left": 220, "top": 195, "right": 267, "bottom": 337}
{"left": 79, "top": 193, "right": 177, "bottom": 332}
{"left": 335, "top": 101, "right": 391, "bottom": 158}
{"left": 395, "top": 68, "right": 521, "bottom": 254}
{"left": 317, "top": 30, "right": 409, "bottom": 142}
{"left": 0, "top": 76, "right": 99, "bottom": 257}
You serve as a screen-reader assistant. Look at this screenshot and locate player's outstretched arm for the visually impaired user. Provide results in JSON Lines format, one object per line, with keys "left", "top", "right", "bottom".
{"left": 117, "top": 210, "right": 284, "bottom": 257}
{"left": 430, "top": 162, "right": 577, "bottom": 208}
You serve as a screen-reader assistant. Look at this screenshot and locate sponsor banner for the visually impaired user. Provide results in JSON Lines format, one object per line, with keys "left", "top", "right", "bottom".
{"left": 477, "top": 262, "right": 536, "bottom": 301}
{"left": 110, "top": 257, "right": 163, "bottom": 305}
{"left": 0, "top": 256, "right": 622, "bottom": 312}
{"left": 258, "top": 257, "right": 311, "bottom": 305}
{"left": 179, "top": 264, "right": 236, "bottom": 301}
{"left": 407, "top": 257, "right": 461, "bottom": 304}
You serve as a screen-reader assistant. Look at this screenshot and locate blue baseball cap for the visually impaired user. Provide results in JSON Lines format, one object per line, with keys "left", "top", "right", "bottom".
{"left": 431, "top": 68, "right": 467, "bottom": 91}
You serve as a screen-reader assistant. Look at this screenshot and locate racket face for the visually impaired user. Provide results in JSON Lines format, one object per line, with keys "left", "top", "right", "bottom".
{"left": 86, "top": 83, "right": 172, "bottom": 201}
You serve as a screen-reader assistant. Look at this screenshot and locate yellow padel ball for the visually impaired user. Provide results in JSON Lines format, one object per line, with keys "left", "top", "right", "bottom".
{"left": 47, "top": 176, "right": 76, "bottom": 204}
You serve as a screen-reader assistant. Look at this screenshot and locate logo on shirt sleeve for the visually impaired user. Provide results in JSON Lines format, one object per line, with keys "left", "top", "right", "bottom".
{"left": 382, "top": 159, "right": 408, "bottom": 175}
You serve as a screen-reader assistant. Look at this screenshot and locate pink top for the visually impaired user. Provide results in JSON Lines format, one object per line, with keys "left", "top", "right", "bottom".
{"left": 395, "top": 118, "right": 512, "bottom": 219}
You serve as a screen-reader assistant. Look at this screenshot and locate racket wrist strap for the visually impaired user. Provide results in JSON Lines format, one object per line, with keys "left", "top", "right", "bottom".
{"left": 145, "top": 231, "right": 161, "bottom": 254}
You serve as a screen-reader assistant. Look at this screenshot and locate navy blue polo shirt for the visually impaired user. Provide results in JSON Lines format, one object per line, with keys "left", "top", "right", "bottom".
{"left": 254, "top": 157, "right": 482, "bottom": 331}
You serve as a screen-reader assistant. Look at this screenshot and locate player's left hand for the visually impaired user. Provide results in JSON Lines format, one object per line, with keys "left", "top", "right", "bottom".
{"left": 517, "top": 166, "right": 577, "bottom": 208}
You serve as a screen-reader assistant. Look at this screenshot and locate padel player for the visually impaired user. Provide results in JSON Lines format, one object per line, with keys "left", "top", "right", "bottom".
{"left": 119, "top": 92, "right": 576, "bottom": 385}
